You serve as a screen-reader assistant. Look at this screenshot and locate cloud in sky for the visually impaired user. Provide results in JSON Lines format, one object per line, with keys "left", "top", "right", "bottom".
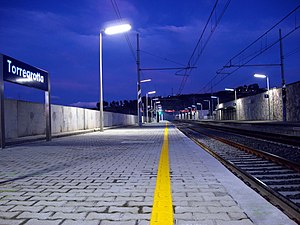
{"left": 0, "top": 0, "right": 299, "bottom": 106}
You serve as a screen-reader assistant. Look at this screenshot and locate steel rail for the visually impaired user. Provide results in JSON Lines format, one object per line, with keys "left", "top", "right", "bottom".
{"left": 176, "top": 123, "right": 300, "bottom": 224}
{"left": 189, "top": 126, "right": 300, "bottom": 173}
{"left": 194, "top": 121, "right": 300, "bottom": 147}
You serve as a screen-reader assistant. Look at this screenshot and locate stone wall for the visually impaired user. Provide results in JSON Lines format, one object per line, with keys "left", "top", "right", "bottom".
{"left": 4, "top": 99, "right": 137, "bottom": 139}
{"left": 286, "top": 81, "right": 300, "bottom": 121}
{"left": 217, "top": 81, "right": 300, "bottom": 121}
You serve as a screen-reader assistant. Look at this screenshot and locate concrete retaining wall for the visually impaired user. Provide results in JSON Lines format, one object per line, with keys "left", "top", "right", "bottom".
{"left": 4, "top": 99, "right": 137, "bottom": 139}
{"left": 286, "top": 81, "right": 300, "bottom": 121}
{"left": 217, "top": 81, "right": 300, "bottom": 121}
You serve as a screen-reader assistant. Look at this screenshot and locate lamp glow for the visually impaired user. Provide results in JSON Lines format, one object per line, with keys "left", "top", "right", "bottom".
{"left": 140, "top": 79, "right": 151, "bottom": 83}
{"left": 145, "top": 90, "right": 156, "bottom": 123}
{"left": 104, "top": 24, "right": 132, "bottom": 35}
{"left": 254, "top": 74, "right": 266, "bottom": 78}
{"left": 254, "top": 73, "right": 270, "bottom": 120}
{"left": 147, "top": 91, "right": 156, "bottom": 95}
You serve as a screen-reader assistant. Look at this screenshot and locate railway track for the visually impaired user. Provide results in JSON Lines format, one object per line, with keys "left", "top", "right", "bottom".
{"left": 174, "top": 120, "right": 300, "bottom": 224}
{"left": 195, "top": 121, "right": 300, "bottom": 147}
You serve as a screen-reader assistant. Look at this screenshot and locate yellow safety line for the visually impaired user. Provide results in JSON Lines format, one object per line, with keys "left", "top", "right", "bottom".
{"left": 150, "top": 122, "right": 174, "bottom": 225}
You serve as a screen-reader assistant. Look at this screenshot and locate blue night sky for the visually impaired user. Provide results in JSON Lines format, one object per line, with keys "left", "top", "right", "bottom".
{"left": 0, "top": 0, "right": 299, "bottom": 108}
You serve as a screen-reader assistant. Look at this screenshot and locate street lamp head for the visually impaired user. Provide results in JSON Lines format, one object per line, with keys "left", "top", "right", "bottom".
{"left": 140, "top": 79, "right": 151, "bottom": 83}
{"left": 211, "top": 96, "right": 218, "bottom": 99}
{"left": 147, "top": 91, "right": 156, "bottom": 95}
{"left": 104, "top": 23, "right": 132, "bottom": 35}
{"left": 254, "top": 73, "right": 267, "bottom": 78}
{"left": 225, "top": 88, "right": 234, "bottom": 91}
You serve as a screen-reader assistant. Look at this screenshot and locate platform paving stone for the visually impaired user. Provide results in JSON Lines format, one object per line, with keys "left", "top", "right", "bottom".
{"left": 167, "top": 127, "right": 254, "bottom": 224}
{"left": 61, "top": 220, "right": 99, "bottom": 225}
{"left": 0, "top": 122, "right": 296, "bottom": 224}
{"left": 0, "top": 219, "right": 25, "bottom": 225}
{"left": 0, "top": 125, "right": 163, "bottom": 224}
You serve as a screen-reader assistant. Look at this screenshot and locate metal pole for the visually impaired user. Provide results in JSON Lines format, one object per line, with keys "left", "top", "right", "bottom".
{"left": 208, "top": 101, "right": 211, "bottom": 119}
{"left": 234, "top": 89, "right": 238, "bottom": 120}
{"left": 234, "top": 89, "right": 237, "bottom": 102}
{"left": 150, "top": 98, "right": 153, "bottom": 122}
{"left": 136, "top": 33, "right": 142, "bottom": 127}
{"left": 45, "top": 73, "right": 51, "bottom": 141}
{"left": 198, "top": 103, "right": 203, "bottom": 120}
{"left": 0, "top": 54, "right": 5, "bottom": 148}
{"left": 279, "top": 29, "right": 287, "bottom": 122}
{"left": 146, "top": 93, "right": 148, "bottom": 123}
{"left": 217, "top": 97, "right": 220, "bottom": 120}
{"left": 204, "top": 101, "right": 211, "bottom": 119}
{"left": 267, "top": 76, "right": 271, "bottom": 120}
{"left": 200, "top": 104, "right": 203, "bottom": 119}
{"left": 211, "top": 99, "right": 214, "bottom": 119}
{"left": 99, "top": 32, "right": 104, "bottom": 131}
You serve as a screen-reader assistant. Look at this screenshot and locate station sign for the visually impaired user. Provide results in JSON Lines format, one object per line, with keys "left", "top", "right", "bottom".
{"left": 0, "top": 53, "right": 51, "bottom": 148}
{"left": 2, "top": 54, "right": 48, "bottom": 91}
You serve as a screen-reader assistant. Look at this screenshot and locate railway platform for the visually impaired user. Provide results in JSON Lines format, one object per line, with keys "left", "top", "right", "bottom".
{"left": 0, "top": 122, "right": 297, "bottom": 225}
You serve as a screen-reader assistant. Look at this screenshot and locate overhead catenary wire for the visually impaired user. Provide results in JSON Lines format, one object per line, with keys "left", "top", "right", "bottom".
{"left": 177, "top": 0, "right": 219, "bottom": 95}
{"left": 140, "top": 50, "right": 186, "bottom": 67}
{"left": 111, "top": 0, "right": 136, "bottom": 61}
{"left": 177, "top": 0, "right": 231, "bottom": 95}
{"left": 222, "top": 4, "right": 300, "bottom": 68}
{"left": 285, "top": 46, "right": 300, "bottom": 58}
{"left": 198, "top": 4, "right": 300, "bottom": 94}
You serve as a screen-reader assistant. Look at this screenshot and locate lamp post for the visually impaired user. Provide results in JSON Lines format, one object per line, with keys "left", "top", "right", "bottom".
{"left": 211, "top": 96, "right": 220, "bottom": 119}
{"left": 150, "top": 97, "right": 158, "bottom": 122}
{"left": 140, "top": 78, "right": 151, "bottom": 122}
{"left": 187, "top": 107, "right": 192, "bottom": 120}
{"left": 254, "top": 73, "right": 270, "bottom": 120}
{"left": 225, "top": 88, "right": 238, "bottom": 120}
{"left": 196, "top": 103, "right": 203, "bottom": 120}
{"left": 191, "top": 105, "right": 196, "bottom": 120}
{"left": 136, "top": 34, "right": 143, "bottom": 127}
{"left": 211, "top": 96, "right": 219, "bottom": 120}
{"left": 225, "top": 88, "right": 237, "bottom": 102}
{"left": 146, "top": 91, "right": 156, "bottom": 123}
{"left": 99, "top": 23, "right": 131, "bottom": 132}
{"left": 204, "top": 100, "right": 211, "bottom": 119}
{"left": 153, "top": 101, "right": 161, "bottom": 122}
{"left": 157, "top": 104, "right": 163, "bottom": 122}
{"left": 211, "top": 96, "right": 219, "bottom": 107}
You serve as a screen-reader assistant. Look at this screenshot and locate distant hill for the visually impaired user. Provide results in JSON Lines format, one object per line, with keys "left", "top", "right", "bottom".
{"left": 97, "top": 83, "right": 265, "bottom": 114}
